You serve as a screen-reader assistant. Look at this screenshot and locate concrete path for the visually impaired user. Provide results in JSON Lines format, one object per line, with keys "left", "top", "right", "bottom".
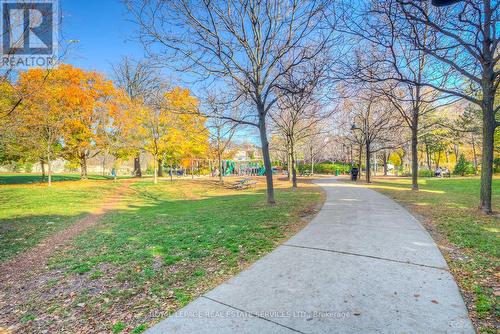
{"left": 146, "top": 179, "right": 474, "bottom": 334}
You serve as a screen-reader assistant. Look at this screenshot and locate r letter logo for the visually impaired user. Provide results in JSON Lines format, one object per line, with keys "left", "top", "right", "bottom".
{"left": 1, "top": 0, "right": 58, "bottom": 68}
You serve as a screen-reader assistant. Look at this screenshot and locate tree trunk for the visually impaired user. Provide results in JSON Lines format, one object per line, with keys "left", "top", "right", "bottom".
{"left": 411, "top": 124, "right": 419, "bottom": 190}
{"left": 101, "top": 151, "right": 107, "bottom": 176}
{"left": 478, "top": 0, "right": 495, "bottom": 214}
{"left": 383, "top": 151, "right": 388, "bottom": 176}
{"left": 287, "top": 154, "right": 292, "bottom": 180}
{"left": 365, "top": 140, "right": 371, "bottom": 183}
{"left": 47, "top": 148, "right": 52, "bottom": 187}
{"left": 157, "top": 158, "right": 163, "bottom": 177}
{"left": 40, "top": 158, "right": 46, "bottom": 182}
{"left": 310, "top": 146, "right": 315, "bottom": 175}
{"left": 191, "top": 159, "right": 194, "bottom": 179}
{"left": 258, "top": 112, "right": 275, "bottom": 204}
{"left": 453, "top": 144, "right": 459, "bottom": 162}
{"left": 358, "top": 143, "right": 363, "bottom": 178}
{"left": 133, "top": 155, "right": 142, "bottom": 177}
{"left": 350, "top": 145, "right": 353, "bottom": 167}
{"left": 153, "top": 154, "right": 158, "bottom": 184}
{"left": 471, "top": 134, "right": 478, "bottom": 172}
{"left": 286, "top": 140, "right": 292, "bottom": 181}
{"left": 479, "top": 89, "right": 495, "bottom": 214}
{"left": 425, "top": 141, "right": 431, "bottom": 170}
{"left": 170, "top": 163, "right": 173, "bottom": 181}
{"left": 80, "top": 153, "right": 88, "bottom": 180}
{"left": 290, "top": 138, "right": 297, "bottom": 188}
{"left": 218, "top": 153, "right": 223, "bottom": 184}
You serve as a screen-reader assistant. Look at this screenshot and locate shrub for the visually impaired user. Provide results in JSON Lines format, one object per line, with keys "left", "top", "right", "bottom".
{"left": 494, "top": 158, "right": 500, "bottom": 173}
{"left": 298, "top": 162, "right": 351, "bottom": 174}
{"left": 145, "top": 166, "right": 155, "bottom": 175}
{"left": 418, "top": 169, "right": 433, "bottom": 177}
{"left": 23, "top": 162, "right": 33, "bottom": 173}
{"left": 64, "top": 161, "right": 79, "bottom": 172}
{"left": 453, "top": 154, "right": 476, "bottom": 176}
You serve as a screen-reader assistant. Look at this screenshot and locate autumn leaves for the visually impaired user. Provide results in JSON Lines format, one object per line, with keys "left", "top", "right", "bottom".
{"left": 3, "top": 64, "right": 208, "bottom": 184}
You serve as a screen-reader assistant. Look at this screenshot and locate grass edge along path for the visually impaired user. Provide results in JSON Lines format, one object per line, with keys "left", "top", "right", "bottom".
{"left": 365, "top": 176, "right": 499, "bottom": 334}
{"left": 1, "top": 178, "right": 325, "bottom": 334}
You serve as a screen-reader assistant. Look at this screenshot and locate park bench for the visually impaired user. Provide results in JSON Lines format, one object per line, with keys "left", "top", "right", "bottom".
{"left": 301, "top": 170, "right": 311, "bottom": 177}
{"left": 229, "top": 178, "right": 257, "bottom": 190}
{"left": 434, "top": 169, "right": 451, "bottom": 178}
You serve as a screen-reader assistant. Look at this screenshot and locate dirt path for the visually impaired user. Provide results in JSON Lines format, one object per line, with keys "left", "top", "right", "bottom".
{"left": 0, "top": 179, "right": 134, "bottom": 332}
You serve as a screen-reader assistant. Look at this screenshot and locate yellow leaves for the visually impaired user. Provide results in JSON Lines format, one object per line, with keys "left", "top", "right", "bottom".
{"left": 11, "top": 64, "right": 209, "bottom": 164}
{"left": 163, "top": 87, "right": 199, "bottom": 113}
{"left": 135, "top": 87, "right": 209, "bottom": 159}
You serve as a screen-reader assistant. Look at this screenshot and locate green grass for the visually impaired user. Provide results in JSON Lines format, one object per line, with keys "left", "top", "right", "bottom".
{"left": 112, "top": 321, "right": 126, "bottom": 333}
{"left": 368, "top": 176, "right": 499, "bottom": 332}
{"left": 0, "top": 179, "right": 123, "bottom": 261}
{"left": 0, "top": 173, "right": 131, "bottom": 185}
{"left": 53, "top": 182, "right": 317, "bottom": 269}
{"left": 6, "top": 179, "right": 323, "bottom": 332}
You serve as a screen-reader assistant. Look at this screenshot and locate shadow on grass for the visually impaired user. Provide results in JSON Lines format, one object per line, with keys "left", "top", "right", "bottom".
{"left": 0, "top": 174, "right": 133, "bottom": 185}
{"left": 58, "top": 188, "right": 312, "bottom": 271}
{"left": 0, "top": 213, "right": 87, "bottom": 262}
{"left": 2, "top": 185, "right": 320, "bottom": 276}
{"left": 1, "top": 184, "right": 322, "bottom": 332}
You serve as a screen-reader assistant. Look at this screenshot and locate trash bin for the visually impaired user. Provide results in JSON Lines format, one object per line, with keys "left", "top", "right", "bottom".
{"left": 335, "top": 169, "right": 340, "bottom": 176}
{"left": 350, "top": 168, "right": 359, "bottom": 181}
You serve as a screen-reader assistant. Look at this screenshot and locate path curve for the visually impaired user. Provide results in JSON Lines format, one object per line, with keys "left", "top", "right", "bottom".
{"left": 147, "top": 178, "right": 474, "bottom": 334}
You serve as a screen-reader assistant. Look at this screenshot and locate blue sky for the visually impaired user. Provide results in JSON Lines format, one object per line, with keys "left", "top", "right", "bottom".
{"left": 61, "top": 0, "right": 144, "bottom": 76}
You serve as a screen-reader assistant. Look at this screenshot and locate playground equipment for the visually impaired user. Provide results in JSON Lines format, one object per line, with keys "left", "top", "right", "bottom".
{"left": 222, "top": 160, "right": 236, "bottom": 176}
{"left": 217, "top": 160, "right": 278, "bottom": 177}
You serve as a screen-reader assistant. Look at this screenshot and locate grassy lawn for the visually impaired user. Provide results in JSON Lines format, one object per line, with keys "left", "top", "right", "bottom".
{"left": 367, "top": 176, "right": 499, "bottom": 333}
{"left": 2, "top": 178, "right": 323, "bottom": 333}
{"left": 0, "top": 173, "right": 131, "bottom": 185}
{"left": 0, "top": 179, "right": 123, "bottom": 261}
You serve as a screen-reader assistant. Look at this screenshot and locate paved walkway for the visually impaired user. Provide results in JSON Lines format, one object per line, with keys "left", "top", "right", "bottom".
{"left": 146, "top": 179, "right": 474, "bottom": 334}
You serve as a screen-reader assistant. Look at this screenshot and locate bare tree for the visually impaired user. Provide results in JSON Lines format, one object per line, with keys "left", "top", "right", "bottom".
{"left": 337, "top": 0, "right": 452, "bottom": 190}
{"left": 350, "top": 87, "right": 403, "bottom": 183}
{"left": 303, "top": 131, "right": 331, "bottom": 175}
{"left": 270, "top": 62, "right": 330, "bottom": 187}
{"left": 205, "top": 96, "right": 238, "bottom": 184}
{"left": 395, "top": 0, "right": 499, "bottom": 214}
{"left": 125, "top": 0, "right": 332, "bottom": 204}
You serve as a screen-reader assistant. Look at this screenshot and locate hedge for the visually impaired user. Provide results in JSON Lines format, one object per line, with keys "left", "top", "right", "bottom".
{"left": 297, "top": 162, "right": 351, "bottom": 174}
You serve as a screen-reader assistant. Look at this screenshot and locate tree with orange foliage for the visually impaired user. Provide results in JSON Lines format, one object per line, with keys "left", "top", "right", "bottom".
{"left": 138, "top": 86, "right": 208, "bottom": 183}
{"left": 59, "top": 66, "right": 116, "bottom": 179}
{"left": 16, "top": 64, "right": 116, "bottom": 182}
{"left": 16, "top": 66, "right": 70, "bottom": 185}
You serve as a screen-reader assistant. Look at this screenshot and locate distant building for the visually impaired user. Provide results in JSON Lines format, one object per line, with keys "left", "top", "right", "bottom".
{"left": 232, "top": 143, "right": 262, "bottom": 161}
